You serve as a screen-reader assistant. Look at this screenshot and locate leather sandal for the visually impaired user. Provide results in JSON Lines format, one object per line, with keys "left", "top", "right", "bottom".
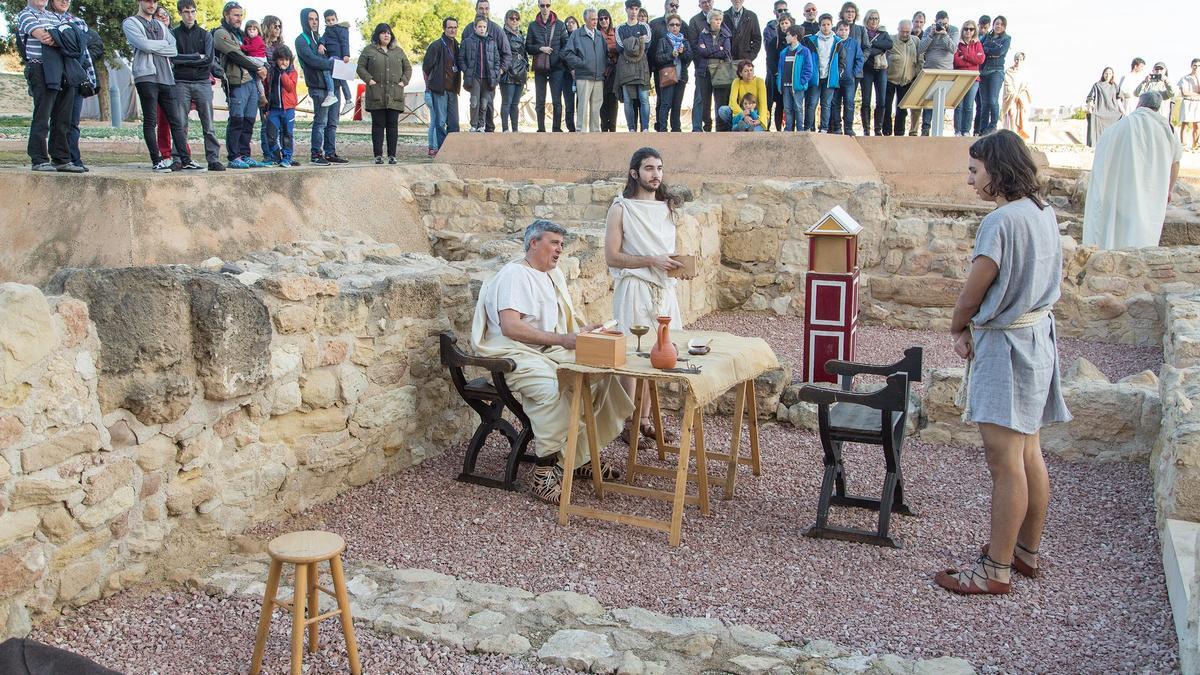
{"left": 574, "top": 460, "right": 621, "bottom": 481}
{"left": 982, "top": 542, "right": 1041, "bottom": 578}
{"left": 639, "top": 417, "right": 677, "bottom": 443}
{"left": 934, "top": 554, "right": 1011, "bottom": 595}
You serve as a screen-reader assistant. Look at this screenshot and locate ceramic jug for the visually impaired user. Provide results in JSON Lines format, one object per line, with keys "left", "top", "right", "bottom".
{"left": 649, "top": 315, "right": 678, "bottom": 369}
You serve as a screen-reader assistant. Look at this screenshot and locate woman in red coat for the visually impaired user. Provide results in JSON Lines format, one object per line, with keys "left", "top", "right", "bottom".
{"left": 953, "top": 19, "right": 984, "bottom": 136}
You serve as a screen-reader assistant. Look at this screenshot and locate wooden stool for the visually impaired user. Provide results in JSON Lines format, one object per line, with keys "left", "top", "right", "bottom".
{"left": 249, "top": 530, "right": 361, "bottom": 675}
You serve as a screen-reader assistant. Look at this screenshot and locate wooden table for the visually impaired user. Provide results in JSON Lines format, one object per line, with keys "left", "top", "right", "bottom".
{"left": 555, "top": 330, "right": 777, "bottom": 546}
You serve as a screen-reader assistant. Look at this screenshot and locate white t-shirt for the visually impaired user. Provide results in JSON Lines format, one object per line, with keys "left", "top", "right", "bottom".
{"left": 483, "top": 261, "right": 560, "bottom": 339}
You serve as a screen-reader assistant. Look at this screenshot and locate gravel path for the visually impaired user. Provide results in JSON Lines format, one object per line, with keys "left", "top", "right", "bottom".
{"left": 688, "top": 312, "right": 1165, "bottom": 385}
{"left": 30, "top": 588, "right": 569, "bottom": 675}
{"left": 245, "top": 429, "right": 1176, "bottom": 674}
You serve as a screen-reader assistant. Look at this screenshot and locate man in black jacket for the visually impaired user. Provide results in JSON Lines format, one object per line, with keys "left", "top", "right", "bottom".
{"left": 423, "top": 18, "right": 460, "bottom": 156}
{"left": 723, "top": 0, "right": 759, "bottom": 61}
{"left": 525, "top": 0, "right": 567, "bottom": 132}
{"left": 172, "top": 0, "right": 222, "bottom": 170}
{"left": 687, "top": 0, "right": 713, "bottom": 131}
{"left": 762, "top": 1, "right": 788, "bottom": 130}
{"left": 462, "top": 0, "right": 510, "bottom": 132}
{"left": 647, "top": 0, "right": 678, "bottom": 131}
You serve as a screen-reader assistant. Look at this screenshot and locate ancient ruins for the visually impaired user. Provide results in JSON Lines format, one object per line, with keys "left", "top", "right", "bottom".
{"left": 1, "top": 133, "right": 1198, "bottom": 673}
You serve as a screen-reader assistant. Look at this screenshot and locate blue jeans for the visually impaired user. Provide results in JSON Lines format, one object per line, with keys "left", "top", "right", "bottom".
{"left": 500, "top": 82, "right": 523, "bottom": 131}
{"left": 804, "top": 78, "right": 831, "bottom": 131}
{"left": 860, "top": 67, "right": 887, "bottom": 134}
{"left": 717, "top": 106, "right": 767, "bottom": 131}
{"left": 978, "top": 70, "right": 1004, "bottom": 134}
{"left": 265, "top": 108, "right": 294, "bottom": 163}
{"left": 225, "top": 80, "right": 258, "bottom": 161}
{"left": 691, "top": 74, "right": 705, "bottom": 131}
{"left": 655, "top": 83, "right": 677, "bottom": 132}
{"left": 830, "top": 78, "right": 857, "bottom": 134}
{"left": 623, "top": 84, "right": 649, "bottom": 132}
{"left": 426, "top": 92, "right": 449, "bottom": 149}
{"left": 309, "top": 88, "right": 339, "bottom": 158}
{"left": 954, "top": 81, "right": 979, "bottom": 135}
{"left": 782, "top": 86, "right": 805, "bottom": 131}
{"left": 446, "top": 92, "right": 460, "bottom": 132}
{"left": 534, "top": 69, "right": 564, "bottom": 131}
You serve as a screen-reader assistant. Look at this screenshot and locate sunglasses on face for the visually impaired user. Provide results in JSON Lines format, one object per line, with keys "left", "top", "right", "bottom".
{"left": 668, "top": 21, "right": 681, "bottom": 25}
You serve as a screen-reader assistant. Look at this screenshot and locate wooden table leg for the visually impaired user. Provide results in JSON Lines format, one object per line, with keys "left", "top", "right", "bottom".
{"left": 693, "top": 406, "right": 709, "bottom": 516}
{"left": 649, "top": 381, "right": 666, "bottom": 461}
{"left": 290, "top": 563, "right": 307, "bottom": 675}
{"left": 747, "top": 379, "right": 761, "bottom": 476}
{"left": 625, "top": 376, "right": 646, "bottom": 484}
{"left": 558, "top": 372, "right": 585, "bottom": 526}
{"left": 249, "top": 559, "right": 282, "bottom": 675}
{"left": 307, "top": 561, "right": 318, "bottom": 653}
{"left": 579, "top": 373, "right": 604, "bottom": 499}
{"left": 668, "top": 393, "right": 696, "bottom": 547}
{"left": 724, "top": 381, "right": 748, "bottom": 500}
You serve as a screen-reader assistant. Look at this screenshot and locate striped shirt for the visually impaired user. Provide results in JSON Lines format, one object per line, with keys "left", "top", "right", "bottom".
{"left": 17, "top": 5, "right": 62, "bottom": 63}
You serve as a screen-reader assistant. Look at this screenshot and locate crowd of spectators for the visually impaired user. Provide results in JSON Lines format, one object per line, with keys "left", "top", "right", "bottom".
{"left": 17, "top": 0, "right": 1199, "bottom": 170}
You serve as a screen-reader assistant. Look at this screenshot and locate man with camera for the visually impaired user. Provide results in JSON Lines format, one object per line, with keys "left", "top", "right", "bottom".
{"left": 1135, "top": 62, "right": 1177, "bottom": 124}
{"left": 916, "top": 9, "right": 956, "bottom": 135}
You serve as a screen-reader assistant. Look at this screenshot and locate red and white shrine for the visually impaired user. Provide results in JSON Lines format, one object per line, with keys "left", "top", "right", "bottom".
{"left": 802, "top": 206, "right": 863, "bottom": 384}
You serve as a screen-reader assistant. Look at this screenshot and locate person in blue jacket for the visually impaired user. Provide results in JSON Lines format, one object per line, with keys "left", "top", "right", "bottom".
{"left": 321, "top": 10, "right": 353, "bottom": 113}
{"left": 295, "top": 8, "right": 344, "bottom": 164}
{"left": 800, "top": 13, "right": 837, "bottom": 131}
{"left": 775, "top": 24, "right": 813, "bottom": 131}
{"left": 827, "top": 19, "right": 862, "bottom": 135}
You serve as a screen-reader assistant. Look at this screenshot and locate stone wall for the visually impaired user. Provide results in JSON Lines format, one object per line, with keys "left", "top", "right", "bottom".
{"left": 0, "top": 235, "right": 477, "bottom": 637}
{"left": 1154, "top": 290, "right": 1200, "bottom": 525}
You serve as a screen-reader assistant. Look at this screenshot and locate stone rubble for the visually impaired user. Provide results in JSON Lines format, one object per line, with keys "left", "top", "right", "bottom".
{"left": 199, "top": 556, "right": 975, "bottom": 675}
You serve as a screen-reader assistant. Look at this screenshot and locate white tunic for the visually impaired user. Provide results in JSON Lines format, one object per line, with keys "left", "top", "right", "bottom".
{"left": 608, "top": 196, "right": 682, "bottom": 333}
{"left": 482, "top": 260, "right": 560, "bottom": 338}
{"left": 1083, "top": 107, "right": 1184, "bottom": 250}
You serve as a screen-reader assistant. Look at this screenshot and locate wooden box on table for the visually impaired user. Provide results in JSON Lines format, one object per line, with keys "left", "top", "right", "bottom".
{"left": 667, "top": 255, "right": 697, "bottom": 279}
{"left": 576, "top": 331, "right": 627, "bottom": 368}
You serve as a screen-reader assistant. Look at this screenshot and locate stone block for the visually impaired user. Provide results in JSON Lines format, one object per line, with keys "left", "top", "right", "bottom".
{"left": 301, "top": 369, "right": 341, "bottom": 409}
{"left": 271, "top": 382, "right": 302, "bottom": 415}
{"left": 77, "top": 486, "right": 136, "bottom": 530}
{"left": 54, "top": 298, "right": 91, "bottom": 349}
{"left": 352, "top": 385, "right": 417, "bottom": 431}
{"left": 58, "top": 559, "right": 101, "bottom": 603}
{"left": 82, "top": 457, "right": 136, "bottom": 506}
{"left": 0, "top": 510, "right": 40, "bottom": 548}
{"left": 187, "top": 273, "right": 272, "bottom": 400}
{"left": 0, "top": 416, "right": 23, "bottom": 452}
{"left": 868, "top": 275, "right": 962, "bottom": 307}
{"left": 0, "top": 283, "right": 56, "bottom": 389}
{"left": 134, "top": 434, "right": 178, "bottom": 472}
{"left": 10, "top": 478, "right": 82, "bottom": 510}
{"left": 723, "top": 231, "right": 780, "bottom": 263}
{"left": 0, "top": 542, "right": 44, "bottom": 600}
{"left": 537, "top": 629, "right": 615, "bottom": 672}
{"left": 20, "top": 425, "right": 101, "bottom": 473}
{"left": 273, "top": 304, "right": 316, "bottom": 334}
{"left": 260, "top": 408, "right": 349, "bottom": 446}
{"left": 258, "top": 274, "right": 339, "bottom": 302}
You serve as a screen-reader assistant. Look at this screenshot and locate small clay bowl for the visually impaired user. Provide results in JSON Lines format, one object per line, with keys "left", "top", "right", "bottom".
{"left": 688, "top": 346, "right": 711, "bottom": 356}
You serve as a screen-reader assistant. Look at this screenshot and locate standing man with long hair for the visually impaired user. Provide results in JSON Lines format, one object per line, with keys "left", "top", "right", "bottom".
{"left": 605, "top": 147, "right": 694, "bottom": 446}
{"left": 936, "top": 130, "right": 1071, "bottom": 595}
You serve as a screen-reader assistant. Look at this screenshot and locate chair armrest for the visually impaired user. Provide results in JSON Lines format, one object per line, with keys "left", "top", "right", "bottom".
{"left": 798, "top": 373, "right": 909, "bottom": 411}
{"left": 824, "top": 347, "right": 924, "bottom": 383}
{"left": 439, "top": 332, "right": 517, "bottom": 373}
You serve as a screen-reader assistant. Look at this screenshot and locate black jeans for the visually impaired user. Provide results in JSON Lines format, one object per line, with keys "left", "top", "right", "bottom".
{"left": 25, "top": 64, "right": 75, "bottom": 166}
{"left": 135, "top": 81, "right": 187, "bottom": 163}
{"left": 882, "top": 81, "right": 911, "bottom": 136}
{"left": 534, "top": 69, "right": 565, "bottom": 131}
{"left": 712, "top": 85, "right": 731, "bottom": 131}
{"left": 370, "top": 108, "right": 400, "bottom": 157}
{"left": 695, "top": 73, "right": 714, "bottom": 131}
{"left": 601, "top": 72, "right": 618, "bottom": 131}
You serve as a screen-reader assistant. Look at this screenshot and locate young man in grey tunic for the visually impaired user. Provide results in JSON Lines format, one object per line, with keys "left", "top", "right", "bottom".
{"left": 937, "top": 130, "right": 1071, "bottom": 596}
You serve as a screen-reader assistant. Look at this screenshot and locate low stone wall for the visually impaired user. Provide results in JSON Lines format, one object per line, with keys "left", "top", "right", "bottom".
{"left": 1154, "top": 290, "right": 1200, "bottom": 525}
{"left": 918, "top": 359, "right": 1161, "bottom": 462}
{"left": 0, "top": 236, "right": 477, "bottom": 637}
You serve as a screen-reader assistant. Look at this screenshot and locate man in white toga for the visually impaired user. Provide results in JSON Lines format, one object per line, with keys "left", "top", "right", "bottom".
{"left": 471, "top": 220, "right": 633, "bottom": 504}
{"left": 604, "top": 147, "right": 695, "bottom": 444}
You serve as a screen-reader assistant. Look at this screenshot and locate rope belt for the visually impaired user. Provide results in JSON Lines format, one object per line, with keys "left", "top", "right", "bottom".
{"left": 954, "top": 307, "right": 1052, "bottom": 421}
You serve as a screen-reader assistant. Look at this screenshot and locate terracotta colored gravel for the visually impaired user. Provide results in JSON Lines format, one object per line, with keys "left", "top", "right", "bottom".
{"left": 30, "top": 588, "right": 568, "bottom": 675}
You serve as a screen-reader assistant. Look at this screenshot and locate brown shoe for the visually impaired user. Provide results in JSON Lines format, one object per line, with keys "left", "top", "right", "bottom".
{"left": 934, "top": 554, "right": 1011, "bottom": 595}
{"left": 530, "top": 465, "right": 563, "bottom": 505}
{"left": 983, "top": 542, "right": 1041, "bottom": 578}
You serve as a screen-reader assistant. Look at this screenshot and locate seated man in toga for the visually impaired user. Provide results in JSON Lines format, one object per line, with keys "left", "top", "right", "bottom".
{"left": 471, "top": 219, "right": 634, "bottom": 505}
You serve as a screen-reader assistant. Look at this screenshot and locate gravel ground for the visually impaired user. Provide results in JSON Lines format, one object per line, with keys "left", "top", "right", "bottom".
{"left": 30, "top": 588, "right": 569, "bottom": 675}
{"left": 32, "top": 322, "right": 1174, "bottom": 674}
{"left": 688, "top": 313, "right": 1165, "bottom": 386}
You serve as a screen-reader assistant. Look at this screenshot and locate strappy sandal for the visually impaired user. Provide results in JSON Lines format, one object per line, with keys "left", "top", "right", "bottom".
{"left": 574, "top": 460, "right": 621, "bottom": 481}
{"left": 934, "top": 554, "right": 1011, "bottom": 595}
{"left": 982, "top": 542, "right": 1041, "bottom": 578}
{"left": 638, "top": 417, "right": 677, "bottom": 443}
{"left": 529, "top": 465, "right": 564, "bottom": 505}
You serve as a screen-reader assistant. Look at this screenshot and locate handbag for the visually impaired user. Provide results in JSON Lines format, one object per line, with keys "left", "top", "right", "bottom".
{"left": 708, "top": 59, "right": 735, "bottom": 87}
{"left": 658, "top": 65, "right": 678, "bottom": 87}
{"left": 872, "top": 53, "right": 887, "bottom": 70}
{"left": 533, "top": 23, "right": 555, "bottom": 73}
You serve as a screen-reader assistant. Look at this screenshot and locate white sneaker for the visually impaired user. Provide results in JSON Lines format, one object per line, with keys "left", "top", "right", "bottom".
{"left": 152, "top": 158, "right": 173, "bottom": 173}
{"left": 321, "top": 95, "right": 338, "bottom": 108}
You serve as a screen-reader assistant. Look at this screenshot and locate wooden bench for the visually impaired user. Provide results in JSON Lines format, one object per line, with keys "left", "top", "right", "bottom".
{"left": 797, "top": 347, "right": 923, "bottom": 548}
{"left": 439, "top": 332, "right": 535, "bottom": 491}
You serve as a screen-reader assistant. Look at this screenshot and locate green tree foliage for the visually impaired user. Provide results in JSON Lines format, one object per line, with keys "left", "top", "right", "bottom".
{"left": 363, "top": 0, "right": 474, "bottom": 55}
{"left": 1, "top": 0, "right": 131, "bottom": 61}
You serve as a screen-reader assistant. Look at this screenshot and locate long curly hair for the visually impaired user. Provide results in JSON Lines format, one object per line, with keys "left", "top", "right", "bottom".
{"left": 622, "top": 147, "right": 674, "bottom": 211}
{"left": 968, "top": 130, "right": 1046, "bottom": 209}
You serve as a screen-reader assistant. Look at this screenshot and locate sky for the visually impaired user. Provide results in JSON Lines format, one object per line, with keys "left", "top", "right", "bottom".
{"left": 6, "top": 0, "right": 1190, "bottom": 108}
